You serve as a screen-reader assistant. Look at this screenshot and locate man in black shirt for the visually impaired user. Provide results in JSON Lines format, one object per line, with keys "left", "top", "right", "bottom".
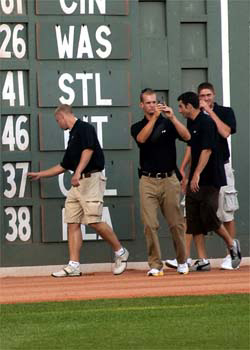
{"left": 131, "top": 88, "right": 191, "bottom": 276}
{"left": 28, "top": 104, "right": 129, "bottom": 277}
{"left": 198, "top": 82, "right": 239, "bottom": 269}
{"left": 177, "top": 91, "right": 241, "bottom": 269}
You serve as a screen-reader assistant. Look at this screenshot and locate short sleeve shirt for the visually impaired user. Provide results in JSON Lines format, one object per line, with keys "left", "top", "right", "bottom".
{"left": 131, "top": 115, "right": 184, "bottom": 173}
{"left": 61, "top": 119, "right": 104, "bottom": 173}
{"left": 187, "top": 112, "right": 226, "bottom": 188}
{"left": 213, "top": 103, "right": 236, "bottom": 162}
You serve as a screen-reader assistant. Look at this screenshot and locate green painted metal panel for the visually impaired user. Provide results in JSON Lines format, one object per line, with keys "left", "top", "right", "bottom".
{"left": 1, "top": 114, "right": 31, "bottom": 152}
{"left": 0, "top": 0, "right": 27, "bottom": 15}
{"left": 42, "top": 197, "right": 135, "bottom": 242}
{"left": 37, "top": 66, "right": 130, "bottom": 107}
{"left": 35, "top": 0, "right": 129, "bottom": 16}
{"left": 36, "top": 22, "right": 130, "bottom": 60}
{"left": 39, "top": 159, "right": 133, "bottom": 198}
{"left": 1, "top": 0, "right": 249, "bottom": 268}
{"left": 39, "top": 111, "right": 132, "bottom": 150}
{"left": 0, "top": 70, "right": 29, "bottom": 107}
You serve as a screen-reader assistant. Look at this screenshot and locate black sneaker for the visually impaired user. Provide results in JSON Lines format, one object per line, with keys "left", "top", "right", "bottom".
{"left": 229, "top": 239, "right": 241, "bottom": 269}
{"left": 190, "top": 259, "right": 211, "bottom": 272}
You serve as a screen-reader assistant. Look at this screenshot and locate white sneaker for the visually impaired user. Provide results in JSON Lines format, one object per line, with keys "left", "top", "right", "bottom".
{"left": 221, "top": 254, "right": 239, "bottom": 270}
{"left": 165, "top": 258, "right": 192, "bottom": 269}
{"left": 147, "top": 268, "right": 164, "bottom": 276}
{"left": 52, "top": 264, "right": 81, "bottom": 277}
{"left": 113, "top": 248, "right": 129, "bottom": 275}
{"left": 177, "top": 263, "right": 189, "bottom": 275}
{"left": 165, "top": 259, "right": 178, "bottom": 269}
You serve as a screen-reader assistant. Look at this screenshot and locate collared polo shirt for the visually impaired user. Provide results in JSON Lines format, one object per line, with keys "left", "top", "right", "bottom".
{"left": 213, "top": 103, "right": 236, "bottom": 162}
{"left": 187, "top": 112, "right": 226, "bottom": 188}
{"left": 61, "top": 119, "right": 104, "bottom": 173}
{"left": 131, "top": 114, "right": 184, "bottom": 173}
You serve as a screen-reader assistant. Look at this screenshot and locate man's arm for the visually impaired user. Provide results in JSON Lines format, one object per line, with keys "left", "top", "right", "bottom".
{"left": 200, "top": 100, "right": 231, "bottom": 138}
{"left": 28, "top": 164, "right": 65, "bottom": 180}
{"left": 180, "top": 146, "right": 191, "bottom": 193}
{"left": 136, "top": 114, "right": 159, "bottom": 143}
{"left": 160, "top": 105, "right": 191, "bottom": 141}
{"left": 190, "top": 149, "right": 212, "bottom": 192}
{"left": 71, "top": 149, "right": 94, "bottom": 187}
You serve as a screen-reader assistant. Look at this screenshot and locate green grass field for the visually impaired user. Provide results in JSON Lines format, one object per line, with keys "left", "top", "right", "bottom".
{"left": 1, "top": 294, "right": 249, "bottom": 350}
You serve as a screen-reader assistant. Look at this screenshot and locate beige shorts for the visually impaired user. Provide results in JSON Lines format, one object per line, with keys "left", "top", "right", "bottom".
{"left": 64, "top": 172, "right": 106, "bottom": 225}
{"left": 217, "top": 163, "right": 239, "bottom": 222}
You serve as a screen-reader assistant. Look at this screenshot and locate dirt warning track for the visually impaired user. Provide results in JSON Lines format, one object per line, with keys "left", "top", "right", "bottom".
{"left": 0, "top": 266, "right": 249, "bottom": 304}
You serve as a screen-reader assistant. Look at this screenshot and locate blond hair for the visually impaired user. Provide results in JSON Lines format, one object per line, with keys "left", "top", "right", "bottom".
{"left": 54, "top": 104, "right": 72, "bottom": 116}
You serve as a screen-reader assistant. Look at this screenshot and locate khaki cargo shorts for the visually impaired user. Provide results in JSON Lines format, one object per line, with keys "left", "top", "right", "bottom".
{"left": 217, "top": 163, "right": 239, "bottom": 222}
{"left": 64, "top": 172, "right": 106, "bottom": 225}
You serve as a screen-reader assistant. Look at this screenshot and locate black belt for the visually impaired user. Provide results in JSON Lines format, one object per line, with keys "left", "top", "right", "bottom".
{"left": 224, "top": 159, "right": 230, "bottom": 164}
{"left": 82, "top": 169, "right": 100, "bottom": 178}
{"left": 140, "top": 170, "right": 174, "bottom": 179}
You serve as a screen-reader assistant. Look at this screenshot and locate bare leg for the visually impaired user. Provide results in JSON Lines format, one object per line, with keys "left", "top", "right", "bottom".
{"left": 215, "top": 224, "right": 234, "bottom": 248}
{"left": 223, "top": 220, "right": 236, "bottom": 255}
{"left": 89, "top": 222, "right": 122, "bottom": 251}
{"left": 185, "top": 234, "right": 193, "bottom": 258}
{"left": 224, "top": 220, "right": 236, "bottom": 238}
{"left": 193, "top": 234, "right": 207, "bottom": 259}
{"left": 68, "top": 223, "right": 82, "bottom": 262}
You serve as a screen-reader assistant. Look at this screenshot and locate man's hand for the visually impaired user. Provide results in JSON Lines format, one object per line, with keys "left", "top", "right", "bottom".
{"left": 71, "top": 171, "right": 81, "bottom": 187}
{"left": 199, "top": 99, "right": 212, "bottom": 114}
{"left": 190, "top": 173, "right": 200, "bottom": 192}
{"left": 27, "top": 172, "right": 41, "bottom": 181}
{"left": 158, "top": 104, "right": 174, "bottom": 120}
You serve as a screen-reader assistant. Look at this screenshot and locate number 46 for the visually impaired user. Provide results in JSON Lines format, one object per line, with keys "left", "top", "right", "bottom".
{"left": 2, "top": 115, "right": 29, "bottom": 151}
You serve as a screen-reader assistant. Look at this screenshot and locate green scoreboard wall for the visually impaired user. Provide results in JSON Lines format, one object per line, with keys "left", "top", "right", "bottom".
{"left": 1, "top": 0, "right": 249, "bottom": 267}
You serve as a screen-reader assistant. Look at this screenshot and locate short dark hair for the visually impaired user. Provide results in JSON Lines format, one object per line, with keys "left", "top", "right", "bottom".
{"left": 177, "top": 91, "right": 199, "bottom": 109}
{"left": 54, "top": 104, "right": 72, "bottom": 116}
{"left": 140, "top": 88, "right": 156, "bottom": 102}
{"left": 197, "top": 82, "right": 215, "bottom": 94}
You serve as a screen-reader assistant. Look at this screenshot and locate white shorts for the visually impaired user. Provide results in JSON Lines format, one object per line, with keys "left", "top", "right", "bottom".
{"left": 217, "top": 163, "right": 239, "bottom": 222}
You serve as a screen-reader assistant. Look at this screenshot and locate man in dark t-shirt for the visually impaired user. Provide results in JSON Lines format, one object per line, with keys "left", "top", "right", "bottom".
{"left": 198, "top": 82, "right": 239, "bottom": 270}
{"left": 176, "top": 91, "right": 241, "bottom": 269}
{"left": 131, "top": 88, "right": 191, "bottom": 276}
{"left": 28, "top": 104, "right": 129, "bottom": 277}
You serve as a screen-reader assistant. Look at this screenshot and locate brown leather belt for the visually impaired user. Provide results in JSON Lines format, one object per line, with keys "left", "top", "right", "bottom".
{"left": 82, "top": 170, "right": 100, "bottom": 178}
{"left": 141, "top": 170, "right": 174, "bottom": 178}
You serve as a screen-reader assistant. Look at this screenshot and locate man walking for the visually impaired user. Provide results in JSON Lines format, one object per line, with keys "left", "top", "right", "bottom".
{"left": 28, "top": 104, "right": 129, "bottom": 277}
{"left": 177, "top": 91, "right": 241, "bottom": 269}
{"left": 131, "top": 88, "right": 191, "bottom": 276}
{"left": 166, "top": 83, "right": 240, "bottom": 271}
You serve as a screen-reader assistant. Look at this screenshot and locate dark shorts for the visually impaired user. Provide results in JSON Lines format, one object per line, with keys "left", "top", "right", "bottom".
{"left": 186, "top": 185, "right": 221, "bottom": 235}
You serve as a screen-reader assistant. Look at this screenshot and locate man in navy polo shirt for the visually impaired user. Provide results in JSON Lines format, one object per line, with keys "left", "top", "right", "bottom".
{"left": 176, "top": 91, "right": 241, "bottom": 270}
{"left": 131, "top": 88, "right": 191, "bottom": 276}
{"left": 28, "top": 104, "right": 129, "bottom": 277}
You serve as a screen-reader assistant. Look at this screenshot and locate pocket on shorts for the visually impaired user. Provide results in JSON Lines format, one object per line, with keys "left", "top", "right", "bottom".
{"left": 224, "top": 190, "right": 239, "bottom": 212}
{"left": 85, "top": 201, "right": 103, "bottom": 217}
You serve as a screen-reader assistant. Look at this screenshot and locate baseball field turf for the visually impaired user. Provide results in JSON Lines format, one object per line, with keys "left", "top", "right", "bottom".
{"left": 1, "top": 294, "right": 249, "bottom": 350}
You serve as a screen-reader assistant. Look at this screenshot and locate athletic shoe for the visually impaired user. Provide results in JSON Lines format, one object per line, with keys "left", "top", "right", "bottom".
{"left": 165, "top": 258, "right": 192, "bottom": 269}
{"left": 51, "top": 264, "right": 81, "bottom": 277}
{"left": 113, "top": 248, "right": 129, "bottom": 275}
{"left": 190, "top": 259, "right": 211, "bottom": 272}
{"left": 229, "top": 239, "right": 241, "bottom": 269}
{"left": 165, "top": 259, "right": 178, "bottom": 269}
{"left": 221, "top": 254, "right": 239, "bottom": 270}
{"left": 147, "top": 268, "right": 164, "bottom": 276}
{"left": 177, "top": 263, "right": 189, "bottom": 275}
{"left": 221, "top": 254, "right": 233, "bottom": 270}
